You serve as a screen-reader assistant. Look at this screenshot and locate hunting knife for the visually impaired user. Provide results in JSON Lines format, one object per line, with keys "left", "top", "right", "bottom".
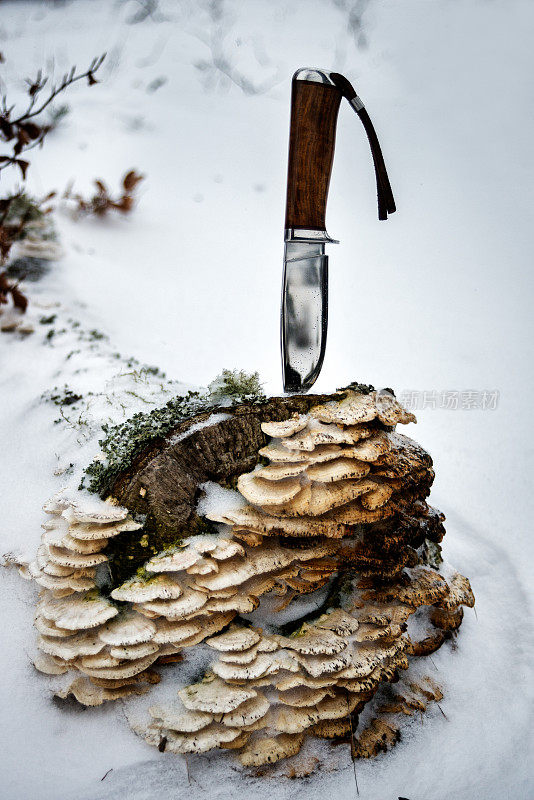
{"left": 281, "top": 68, "right": 396, "bottom": 393}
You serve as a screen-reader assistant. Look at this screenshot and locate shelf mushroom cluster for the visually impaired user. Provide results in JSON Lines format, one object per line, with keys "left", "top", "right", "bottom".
{"left": 19, "top": 387, "right": 474, "bottom": 769}
{"left": 133, "top": 390, "right": 474, "bottom": 764}
{"left": 142, "top": 562, "right": 473, "bottom": 765}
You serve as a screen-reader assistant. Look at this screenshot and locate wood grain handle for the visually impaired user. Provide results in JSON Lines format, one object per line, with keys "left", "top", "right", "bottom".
{"left": 285, "top": 79, "right": 342, "bottom": 232}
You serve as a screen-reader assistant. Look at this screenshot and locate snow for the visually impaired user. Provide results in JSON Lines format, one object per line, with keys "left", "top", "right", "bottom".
{"left": 196, "top": 481, "right": 246, "bottom": 518}
{"left": 0, "top": 0, "right": 533, "bottom": 798}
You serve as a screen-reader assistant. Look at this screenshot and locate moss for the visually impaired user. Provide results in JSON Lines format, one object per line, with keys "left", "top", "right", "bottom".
{"left": 339, "top": 381, "right": 375, "bottom": 395}
{"left": 208, "top": 369, "right": 264, "bottom": 403}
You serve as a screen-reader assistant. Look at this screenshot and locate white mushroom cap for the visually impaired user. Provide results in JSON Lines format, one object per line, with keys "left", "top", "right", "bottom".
{"left": 98, "top": 611, "right": 157, "bottom": 646}
{"left": 33, "top": 653, "right": 68, "bottom": 675}
{"left": 261, "top": 431, "right": 391, "bottom": 465}
{"left": 153, "top": 620, "right": 201, "bottom": 644}
{"left": 373, "top": 390, "right": 416, "bottom": 426}
{"left": 89, "top": 669, "right": 160, "bottom": 688}
{"left": 281, "top": 421, "right": 373, "bottom": 452}
{"left": 259, "top": 442, "right": 344, "bottom": 464}
{"left": 190, "top": 536, "right": 221, "bottom": 554}
{"left": 221, "top": 693, "right": 270, "bottom": 727}
{"left": 109, "top": 641, "right": 160, "bottom": 660}
{"left": 186, "top": 557, "right": 219, "bottom": 575}
{"left": 275, "top": 628, "right": 346, "bottom": 655}
{"left": 255, "top": 462, "right": 307, "bottom": 481}
{"left": 41, "top": 561, "right": 76, "bottom": 577}
{"left": 34, "top": 615, "right": 75, "bottom": 638}
{"left": 156, "top": 725, "right": 242, "bottom": 754}
{"left": 237, "top": 473, "right": 303, "bottom": 506}
{"left": 209, "top": 505, "right": 349, "bottom": 538}
{"left": 306, "top": 458, "right": 370, "bottom": 482}
{"left": 55, "top": 676, "right": 149, "bottom": 706}
{"left": 136, "top": 587, "right": 208, "bottom": 619}
{"left": 178, "top": 678, "right": 257, "bottom": 713}
{"left": 42, "top": 491, "right": 71, "bottom": 514}
{"left": 68, "top": 518, "right": 141, "bottom": 541}
{"left": 206, "top": 625, "right": 261, "bottom": 652}
{"left": 80, "top": 652, "right": 122, "bottom": 669}
{"left": 348, "top": 431, "right": 391, "bottom": 461}
{"left": 310, "top": 391, "right": 377, "bottom": 425}
{"left": 63, "top": 499, "right": 128, "bottom": 525}
{"left": 262, "top": 478, "right": 383, "bottom": 518}
{"left": 38, "top": 630, "right": 105, "bottom": 659}
{"left": 59, "top": 535, "right": 108, "bottom": 554}
{"left": 46, "top": 545, "right": 108, "bottom": 569}
{"left": 45, "top": 576, "right": 95, "bottom": 593}
{"left": 77, "top": 652, "right": 160, "bottom": 679}
{"left": 211, "top": 540, "right": 245, "bottom": 560}
{"left": 149, "top": 705, "right": 212, "bottom": 732}
{"left": 195, "top": 544, "right": 293, "bottom": 591}
{"left": 261, "top": 416, "right": 308, "bottom": 438}
{"left": 145, "top": 547, "right": 201, "bottom": 573}
{"left": 439, "top": 571, "right": 475, "bottom": 610}
{"left": 38, "top": 590, "right": 118, "bottom": 630}
{"left": 41, "top": 527, "right": 69, "bottom": 548}
{"left": 275, "top": 673, "right": 342, "bottom": 691}
{"left": 273, "top": 694, "right": 355, "bottom": 734}
{"left": 30, "top": 567, "right": 95, "bottom": 593}
{"left": 111, "top": 575, "right": 183, "bottom": 603}
{"left": 238, "top": 733, "right": 303, "bottom": 767}
{"left": 204, "top": 596, "right": 258, "bottom": 615}
{"left": 213, "top": 651, "right": 299, "bottom": 682}
{"left": 171, "top": 612, "right": 235, "bottom": 645}
{"left": 360, "top": 482, "right": 394, "bottom": 510}
{"left": 295, "top": 647, "right": 353, "bottom": 678}
{"left": 276, "top": 685, "right": 333, "bottom": 708}
{"left": 219, "top": 644, "right": 262, "bottom": 665}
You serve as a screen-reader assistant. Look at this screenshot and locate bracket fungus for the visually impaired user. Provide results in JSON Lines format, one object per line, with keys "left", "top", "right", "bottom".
{"left": 19, "top": 386, "right": 474, "bottom": 770}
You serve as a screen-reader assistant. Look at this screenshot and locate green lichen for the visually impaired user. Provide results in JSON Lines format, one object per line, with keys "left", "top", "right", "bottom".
{"left": 207, "top": 369, "right": 264, "bottom": 403}
{"left": 83, "top": 369, "right": 266, "bottom": 497}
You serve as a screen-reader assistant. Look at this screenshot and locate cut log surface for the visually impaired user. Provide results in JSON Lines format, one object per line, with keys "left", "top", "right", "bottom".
{"left": 110, "top": 394, "right": 364, "bottom": 535}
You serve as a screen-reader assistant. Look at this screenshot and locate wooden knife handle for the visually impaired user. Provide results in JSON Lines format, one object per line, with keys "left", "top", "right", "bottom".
{"left": 285, "top": 78, "right": 342, "bottom": 232}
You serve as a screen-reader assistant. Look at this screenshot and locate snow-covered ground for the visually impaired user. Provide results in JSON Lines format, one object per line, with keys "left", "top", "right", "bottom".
{"left": 1, "top": 1, "right": 533, "bottom": 798}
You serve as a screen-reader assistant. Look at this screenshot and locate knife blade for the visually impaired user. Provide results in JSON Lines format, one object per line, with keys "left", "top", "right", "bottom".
{"left": 281, "top": 240, "right": 328, "bottom": 393}
{"left": 280, "top": 68, "right": 396, "bottom": 393}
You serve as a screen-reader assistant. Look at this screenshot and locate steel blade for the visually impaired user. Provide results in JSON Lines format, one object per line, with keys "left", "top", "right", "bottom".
{"left": 281, "top": 241, "right": 328, "bottom": 393}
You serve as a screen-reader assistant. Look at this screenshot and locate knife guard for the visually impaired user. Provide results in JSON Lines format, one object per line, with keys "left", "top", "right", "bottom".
{"left": 285, "top": 78, "right": 342, "bottom": 233}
